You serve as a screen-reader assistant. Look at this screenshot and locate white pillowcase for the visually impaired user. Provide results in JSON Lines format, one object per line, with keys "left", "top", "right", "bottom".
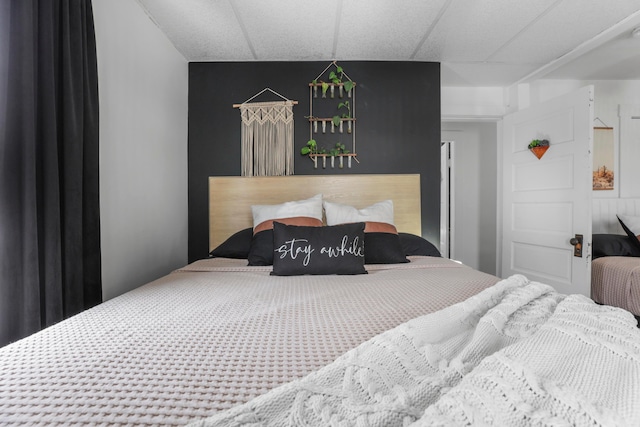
{"left": 323, "top": 200, "right": 394, "bottom": 226}
{"left": 252, "top": 194, "right": 323, "bottom": 229}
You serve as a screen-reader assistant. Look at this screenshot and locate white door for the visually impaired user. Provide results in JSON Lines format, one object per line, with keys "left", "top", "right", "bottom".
{"left": 501, "top": 86, "right": 593, "bottom": 296}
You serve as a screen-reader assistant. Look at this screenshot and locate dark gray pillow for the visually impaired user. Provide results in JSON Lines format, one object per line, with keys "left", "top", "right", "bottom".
{"left": 271, "top": 222, "right": 367, "bottom": 276}
{"left": 618, "top": 215, "right": 640, "bottom": 252}
{"left": 398, "top": 233, "right": 441, "bottom": 257}
{"left": 592, "top": 233, "right": 640, "bottom": 259}
{"left": 209, "top": 227, "right": 252, "bottom": 259}
{"left": 247, "top": 229, "right": 275, "bottom": 266}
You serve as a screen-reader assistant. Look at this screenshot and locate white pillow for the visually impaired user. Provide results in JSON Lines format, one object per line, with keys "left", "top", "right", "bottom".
{"left": 323, "top": 200, "right": 394, "bottom": 226}
{"left": 252, "top": 194, "right": 323, "bottom": 230}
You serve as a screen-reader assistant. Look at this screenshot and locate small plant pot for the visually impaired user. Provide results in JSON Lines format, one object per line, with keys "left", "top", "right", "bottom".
{"left": 530, "top": 145, "right": 549, "bottom": 160}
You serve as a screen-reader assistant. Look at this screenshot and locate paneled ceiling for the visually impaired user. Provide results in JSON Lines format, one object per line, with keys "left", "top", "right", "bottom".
{"left": 135, "top": 0, "right": 640, "bottom": 87}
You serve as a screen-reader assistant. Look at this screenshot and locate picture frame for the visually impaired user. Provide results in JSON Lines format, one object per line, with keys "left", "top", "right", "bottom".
{"left": 593, "top": 126, "right": 615, "bottom": 193}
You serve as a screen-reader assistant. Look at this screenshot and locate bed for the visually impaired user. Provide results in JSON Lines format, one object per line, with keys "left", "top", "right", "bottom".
{"left": 1, "top": 174, "right": 640, "bottom": 426}
{"left": 591, "top": 230, "right": 640, "bottom": 319}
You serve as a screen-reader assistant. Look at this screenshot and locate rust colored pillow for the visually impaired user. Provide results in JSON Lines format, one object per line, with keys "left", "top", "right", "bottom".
{"left": 323, "top": 200, "right": 408, "bottom": 264}
{"left": 248, "top": 195, "right": 324, "bottom": 266}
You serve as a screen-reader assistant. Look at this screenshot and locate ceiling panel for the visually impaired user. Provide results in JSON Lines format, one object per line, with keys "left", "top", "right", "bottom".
{"left": 414, "top": 0, "right": 557, "bottom": 62}
{"left": 233, "top": 0, "right": 339, "bottom": 60}
{"left": 335, "top": 0, "right": 448, "bottom": 60}
{"left": 134, "top": 0, "right": 640, "bottom": 86}
{"left": 543, "top": 31, "right": 640, "bottom": 80}
{"left": 137, "top": 0, "right": 253, "bottom": 61}
{"left": 441, "top": 62, "right": 543, "bottom": 86}
{"left": 492, "top": 0, "right": 640, "bottom": 64}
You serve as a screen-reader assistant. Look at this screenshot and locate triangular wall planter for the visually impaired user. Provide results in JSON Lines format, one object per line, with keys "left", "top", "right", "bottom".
{"left": 530, "top": 145, "right": 549, "bottom": 159}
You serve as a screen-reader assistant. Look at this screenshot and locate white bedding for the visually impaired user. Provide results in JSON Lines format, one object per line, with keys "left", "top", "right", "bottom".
{"left": 0, "top": 256, "right": 498, "bottom": 426}
{"left": 190, "top": 275, "right": 640, "bottom": 427}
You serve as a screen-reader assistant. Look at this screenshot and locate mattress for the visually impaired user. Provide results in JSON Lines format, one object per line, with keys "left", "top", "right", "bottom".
{"left": 592, "top": 256, "right": 640, "bottom": 316}
{"left": 0, "top": 256, "right": 498, "bottom": 426}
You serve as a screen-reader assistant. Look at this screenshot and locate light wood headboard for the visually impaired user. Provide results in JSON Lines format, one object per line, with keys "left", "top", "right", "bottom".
{"left": 209, "top": 174, "right": 421, "bottom": 251}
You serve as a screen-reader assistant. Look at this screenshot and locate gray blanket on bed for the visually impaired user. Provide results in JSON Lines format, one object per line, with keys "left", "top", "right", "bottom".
{"left": 190, "top": 275, "right": 640, "bottom": 427}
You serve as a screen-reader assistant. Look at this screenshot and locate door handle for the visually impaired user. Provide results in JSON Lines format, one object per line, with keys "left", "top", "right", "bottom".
{"left": 570, "top": 234, "right": 583, "bottom": 257}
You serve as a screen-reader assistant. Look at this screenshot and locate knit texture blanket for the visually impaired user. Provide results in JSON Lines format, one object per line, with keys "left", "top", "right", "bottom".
{"left": 190, "top": 275, "right": 640, "bottom": 427}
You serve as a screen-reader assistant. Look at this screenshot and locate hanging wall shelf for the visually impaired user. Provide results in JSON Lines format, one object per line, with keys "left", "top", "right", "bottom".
{"left": 303, "top": 61, "right": 358, "bottom": 169}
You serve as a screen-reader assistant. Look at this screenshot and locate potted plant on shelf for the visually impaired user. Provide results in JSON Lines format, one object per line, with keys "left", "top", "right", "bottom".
{"left": 332, "top": 101, "right": 352, "bottom": 134}
{"left": 310, "top": 63, "right": 354, "bottom": 98}
{"left": 528, "top": 139, "right": 550, "bottom": 159}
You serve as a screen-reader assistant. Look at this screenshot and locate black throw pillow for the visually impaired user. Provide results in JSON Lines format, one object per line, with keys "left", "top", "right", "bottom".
{"left": 592, "top": 234, "right": 640, "bottom": 259}
{"left": 272, "top": 222, "right": 367, "bottom": 276}
{"left": 364, "top": 233, "right": 409, "bottom": 264}
{"left": 247, "top": 229, "right": 275, "bottom": 266}
{"left": 209, "top": 227, "right": 253, "bottom": 259}
{"left": 618, "top": 215, "right": 640, "bottom": 252}
{"left": 398, "top": 233, "right": 441, "bottom": 257}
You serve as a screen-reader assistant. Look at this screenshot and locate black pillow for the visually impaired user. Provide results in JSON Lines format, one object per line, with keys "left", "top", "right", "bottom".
{"left": 618, "top": 215, "right": 640, "bottom": 252}
{"left": 364, "top": 233, "right": 409, "bottom": 264}
{"left": 271, "top": 222, "right": 367, "bottom": 276}
{"left": 398, "top": 233, "right": 441, "bottom": 257}
{"left": 247, "top": 229, "right": 274, "bottom": 266}
{"left": 592, "top": 234, "right": 640, "bottom": 259}
{"left": 209, "top": 227, "right": 253, "bottom": 259}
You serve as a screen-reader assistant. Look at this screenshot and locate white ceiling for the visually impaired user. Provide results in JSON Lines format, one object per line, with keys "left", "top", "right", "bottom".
{"left": 135, "top": 0, "right": 640, "bottom": 87}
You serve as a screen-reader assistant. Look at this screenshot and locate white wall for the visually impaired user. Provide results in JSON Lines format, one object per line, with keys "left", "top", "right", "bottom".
{"left": 442, "top": 122, "right": 498, "bottom": 275}
{"left": 93, "top": 0, "right": 188, "bottom": 300}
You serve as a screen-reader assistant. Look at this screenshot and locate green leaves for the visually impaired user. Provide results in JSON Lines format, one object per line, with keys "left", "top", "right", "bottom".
{"left": 343, "top": 80, "right": 353, "bottom": 93}
{"left": 301, "top": 139, "right": 317, "bottom": 155}
{"left": 328, "top": 142, "right": 348, "bottom": 156}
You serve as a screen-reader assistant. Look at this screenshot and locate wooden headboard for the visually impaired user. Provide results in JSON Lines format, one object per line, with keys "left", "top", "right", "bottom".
{"left": 209, "top": 174, "right": 421, "bottom": 251}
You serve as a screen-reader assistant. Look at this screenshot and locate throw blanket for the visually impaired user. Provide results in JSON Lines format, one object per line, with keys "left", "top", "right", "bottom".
{"left": 190, "top": 275, "right": 640, "bottom": 427}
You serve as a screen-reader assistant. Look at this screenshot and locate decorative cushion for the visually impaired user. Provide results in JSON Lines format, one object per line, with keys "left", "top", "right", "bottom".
{"left": 398, "top": 233, "right": 442, "bottom": 257}
{"left": 209, "top": 227, "right": 252, "bottom": 259}
{"left": 592, "top": 234, "right": 640, "bottom": 259}
{"left": 323, "top": 200, "right": 408, "bottom": 264}
{"left": 617, "top": 214, "right": 640, "bottom": 251}
{"left": 248, "top": 195, "right": 324, "bottom": 266}
{"left": 252, "top": 194, "right": 323, "bottom": 232}
{"left": 247, "top": 230, "right": 275, "bottom": 266}
{"left": 364, "top": 232, "right": 409, "bottom": 264}
{"left": 271, "top": 222, "right": 367, "bottom": 276}
{"left": 323, "top": 200, "right": 394, "bottom": 225}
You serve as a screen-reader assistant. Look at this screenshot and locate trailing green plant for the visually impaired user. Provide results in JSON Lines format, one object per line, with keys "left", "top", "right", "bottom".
{"left": 300, "top": 139, "right": 318, "bottom": 155}
{"left": 300, "top": 139, "right": 328, "bottom": 156}
{"left": 328, "top": 142, "right": 349, "bottom": 157}
{"left": 332, "top": 100, "right": 351, "bottom": 127}
{"left": 311, "top": 63, "right": 354, "bottom": 97}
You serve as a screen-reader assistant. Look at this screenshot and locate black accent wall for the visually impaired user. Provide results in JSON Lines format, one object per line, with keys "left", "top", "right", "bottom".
{"left": 188, "top": 61, "right": 440, "bottom": 262}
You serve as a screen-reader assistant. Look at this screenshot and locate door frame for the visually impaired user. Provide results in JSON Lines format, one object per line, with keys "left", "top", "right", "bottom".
{"left": 440, "top": 141, "right": 455, "bottom": 258}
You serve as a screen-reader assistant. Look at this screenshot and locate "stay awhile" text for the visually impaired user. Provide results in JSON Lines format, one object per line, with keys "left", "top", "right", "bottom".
{"left": 274, "top": 235, "right": 364, "bottom": 266}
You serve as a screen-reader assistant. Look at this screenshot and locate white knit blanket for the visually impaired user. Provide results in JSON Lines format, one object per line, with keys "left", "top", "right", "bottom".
{"left": 190, "top": 275, "right": 640, "bottom": 427}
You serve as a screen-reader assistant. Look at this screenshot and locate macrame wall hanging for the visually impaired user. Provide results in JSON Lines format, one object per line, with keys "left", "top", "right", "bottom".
{"left": 233, "top": 88, "right": 298, "bottom": 176}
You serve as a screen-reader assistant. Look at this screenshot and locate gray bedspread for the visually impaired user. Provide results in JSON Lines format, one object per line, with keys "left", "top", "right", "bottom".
{"left": 0, "top": 257, "right": 498, "bottom": 426}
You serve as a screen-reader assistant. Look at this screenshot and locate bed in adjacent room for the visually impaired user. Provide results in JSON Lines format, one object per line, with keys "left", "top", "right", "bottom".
{"left": 1, "top": 174, "right": 639, "bottom": 426}
{"left": 591, "top": 214, "right": 640, "bottom": 319}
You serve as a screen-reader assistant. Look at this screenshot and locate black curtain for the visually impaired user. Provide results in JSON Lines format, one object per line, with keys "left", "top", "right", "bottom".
{"left": 0, "top": 0, "right": 101, "bottom": 347}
